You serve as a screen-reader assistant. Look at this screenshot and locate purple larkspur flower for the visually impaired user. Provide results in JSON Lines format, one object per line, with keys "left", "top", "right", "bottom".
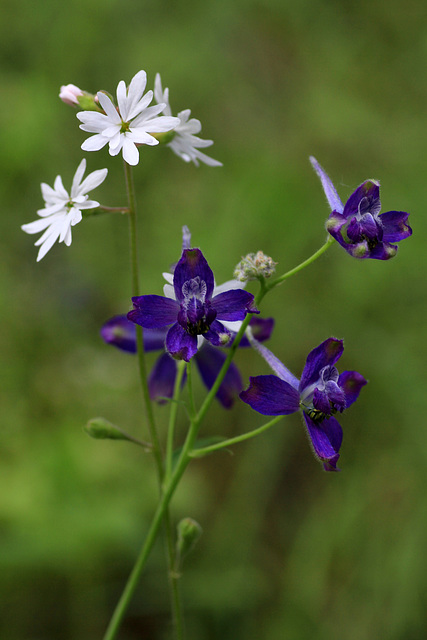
{"left": 127, "top": 248, "right": 259, "bottom": 362}
{"left": 101, "top": 315, "right": 274, "bottom": 408}
{"left": 240, "top": 337, "right": 367, "bottom": 471}
{"left": 310, "top": 156, "right": 412, "bottom": 260}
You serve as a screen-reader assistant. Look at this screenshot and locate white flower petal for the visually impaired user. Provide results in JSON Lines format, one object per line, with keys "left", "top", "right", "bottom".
{"left": 53, "top": 175, "right": 68, "bottom": 199}
{"left": 36, "top": 227, "right": 62, "bottom": 261}
{"left": 77, "top": 168, "right": 108, "bottom": 196}
{"left": 97, "top": 91, "right": 121, "bottom": 124}
{"left": 71, "top": 159, "right": 87, "bottom": 197}
{"left": 81, "top": 134, "right": 109, "bottom": 152}
{"left": 141, "top": 115, "right": 180, "bottom": 133}
{"left": 121, "top": 137, "right": 139, "bottom": 165}
{"left": 37, "top": 202, "right": 67, "bottom": 217}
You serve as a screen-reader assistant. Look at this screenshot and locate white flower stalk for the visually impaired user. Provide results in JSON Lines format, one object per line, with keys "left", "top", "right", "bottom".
{"left": 154, "top": 73, "right": 222, "bottom": 167}
{"left": 21, "top": 159, "right": 108, "bottom": 262}
{"left": 76, "top": 70, "right": 180, "bottom": 166}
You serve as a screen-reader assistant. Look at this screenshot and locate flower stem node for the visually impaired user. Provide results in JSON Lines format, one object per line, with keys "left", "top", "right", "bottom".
{"left": 234, "top": 251, "right": 277, "bottom": 282}
{"left": 175, "top": 517, "right": 203, "bottom": 569}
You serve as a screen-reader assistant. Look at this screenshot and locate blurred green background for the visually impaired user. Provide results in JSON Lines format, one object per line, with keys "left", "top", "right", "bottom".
{"left": 1, "top": 0, "right": 426, "bottom": 638}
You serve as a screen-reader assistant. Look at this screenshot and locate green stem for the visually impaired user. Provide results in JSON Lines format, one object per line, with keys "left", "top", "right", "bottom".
{"left": 103, "top": 162, "right": 184, "bottom": 640}
{"left": 265, "top": 235, "right": 335, "bottom": 292}
{"left": 82, "top": 206, "right": 130, "bottom": 217}
{"left": 165, "top": 360, "right": 187, "bottom": 483}
{"left": 189, "top": 416, "right": 284, "bottom": 457}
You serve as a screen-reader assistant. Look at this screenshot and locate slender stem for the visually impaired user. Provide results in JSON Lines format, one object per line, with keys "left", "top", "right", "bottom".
{"left": 186, "top": 361, "right": 197, "bottom": 420}
{"left": 82, "top": 206, "right": 130, "bottom": 217}
{"left": 265, "top": 235, "right": 335, "bottom": 291}
{"left": 107, "top": 161, "right": 184, "bottom": 640}
{"left": 165, "top": 360, "right": 187, "bottom": 483}
{"left": 189, "top": 416, "right": 284, "bottom": 457}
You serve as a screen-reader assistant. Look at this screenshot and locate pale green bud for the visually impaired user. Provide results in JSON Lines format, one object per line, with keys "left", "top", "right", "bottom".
{"left": 176, "top": 517, "right": 203, "bottom": 567}
{"left": 234, "top": 251, "right": 277, "bottom": 282}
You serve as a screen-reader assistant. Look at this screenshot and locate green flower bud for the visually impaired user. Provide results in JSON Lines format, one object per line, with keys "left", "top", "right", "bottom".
{"left": 176, "top": 517, "right": 203, "bottom": 568}
{"left": 84, "top": 417, "right": 152, "bottom": 450}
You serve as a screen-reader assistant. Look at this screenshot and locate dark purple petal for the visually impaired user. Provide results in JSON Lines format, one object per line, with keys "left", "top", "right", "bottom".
{"left": 148, "top": 352, "right": 178, "bottom": 404}
{"left": 166, "top": 322, "right": 198, "bottom": 362}
{"left": 380, "top": 211, "right": 412, "bottom": 242}
{"left": 303, "top": 413, "right": 343, "bottom": 472}
{"left": 203, "top": 320, "right": 231, "bottom": 347}
{"left": 101, "top": 315, "right": 137, "bottom": 353}
{"left": 238, "top": 317, "right": 274, "bottom": 347}
{"left": 342, "top": 180, "right": 380, "bottom": 219}
{"left": 299, "top": 338, "right": 344, "bottom": 393}
{"left": 367, "top": 241, "right": 398, "bottom": 260}
{"left": 173, "top": 249, "right": 214, "bottom": 303}
{"left": 128, "top": 295, "right": 179, "bottom": 328}
{"left": 338, "top": 371, "right": 367, "bottom": 408}
{"left": 195, "top": 344, "right": 242, "bottom": 408}
{"left": 212, "top": 289, "right": 259, "bottom": 321}
{"left": 324, "top": 380, "right": 346, "bottom": 412}
{"left": 240, "top": 375, "right": 300, "bottom": 416}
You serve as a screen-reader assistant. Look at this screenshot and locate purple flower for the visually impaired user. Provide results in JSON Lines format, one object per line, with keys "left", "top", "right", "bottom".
{"left": 101, "top": 315, "right": 274, "bottom": 408}
{"left": 240, "top": 338, "right": 367, "bottom": 471}
{"left": 310, "top": 156, "right": 412, "bottom": 260}
{"left": 127, "top": 248, "right": 259, "bottom": 362}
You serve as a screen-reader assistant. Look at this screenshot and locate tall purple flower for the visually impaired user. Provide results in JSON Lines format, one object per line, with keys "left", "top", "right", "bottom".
{"left": 128, "top": 248, "right": 259, "bottom": 362}
{"left": 101, "top": 315, "right": 274, "bottom": 408}
{"left": 310, "top": 156, "right": 412, "bottom": 260}
{"left": 240, "top": 337, "right": 367, "bottom": 471}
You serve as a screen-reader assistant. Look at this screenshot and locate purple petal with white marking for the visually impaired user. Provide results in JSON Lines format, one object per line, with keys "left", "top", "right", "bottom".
{"left": 240, "top": 375, "right": 300, "bottom": 416}
{"left": 203, "top": 320, "right": 231, "bottom": 347}
{"left": 128, "top": 295, "right": 179, "bottom": 328}
{"left": 343, "top": 180, "right": 380, "bottom": 219}
{"left": 173, "top": 249, "right": 215, "bottom": 302}
{"left": 300, "top": 338, "right": 344, "bottom": 393}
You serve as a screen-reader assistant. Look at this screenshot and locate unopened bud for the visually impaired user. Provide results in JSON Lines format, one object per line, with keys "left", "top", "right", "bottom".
{"left": 234, "top": 251, "right": 277, "bottom": 282}
{"left": 176, "top": 517, "right": 202, "bottom": 567}
{"left": 84, "top": 417, "right": 130, "bottom": 440}
{"left": 59, "top": 84, "right": 101, "bottom": 111}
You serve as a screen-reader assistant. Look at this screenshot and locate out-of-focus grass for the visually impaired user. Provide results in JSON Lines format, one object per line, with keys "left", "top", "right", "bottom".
{"left": 1, "top": 1, "right": 427, "bottom": 638}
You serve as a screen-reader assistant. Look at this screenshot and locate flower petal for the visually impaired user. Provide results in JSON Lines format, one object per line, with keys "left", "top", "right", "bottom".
{"left": 148, "top": 352, "right": 178, "bottom": 403}
{"left": 309, "top": 156, "right": 344, "bottom": 214}
{"left": 173, "top": 249, "right": 215, "bottom": 303}
{"left": 195, "top": 344, "right": 242, "bottom": 408}
{"left": 338, "top": 371, "right": 367, "bottom": 408}
{"left": 212, "top": 289, "right": 259, "bottom": 320}
{"left": 244, "top": 333, "right": 300, "bottom": 390}
{"left": 128, "top": 295, "right": 179, "bottom": 328}
{"left": 343, "top": 180, "right": 380, "bottom": 219}
{"left": 238, "top": 317, "right": 275, "bottom": 347}
{"left": 303, "top": 413, "right": 343, "bottom": 471}
{"left": 166, "top": 322, "right": 198, "bottom": 361}
{"left": 380, "top": 210, "right": 412, "bottom": 242}
{"left": 240, "top": 375, "right": 300, "bottom": 415}
{"left": 299, "top": 338, "right": 344, "bottom": 393}
{"left": 203, "top": 320, "right": 231, "bottom": 347}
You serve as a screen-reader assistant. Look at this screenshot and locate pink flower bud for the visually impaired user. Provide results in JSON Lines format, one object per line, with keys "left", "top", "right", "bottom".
{"left": 59, "top": 84, "right": 84, "bottom": 106}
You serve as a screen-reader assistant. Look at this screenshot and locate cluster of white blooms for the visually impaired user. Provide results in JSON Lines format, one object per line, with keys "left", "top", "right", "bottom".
{"left": 23, "top": 70, "right": 221, "bottom": 261}
{"left": 234, "top": 251, "right": 277, "bottom": 282}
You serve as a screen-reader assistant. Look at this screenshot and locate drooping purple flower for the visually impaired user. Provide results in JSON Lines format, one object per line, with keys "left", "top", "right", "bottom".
{"left": 128, "top": 248, "right": 259, "bottom": 362}
{"left": 240, "top": 337, "right": 367, "bottom": 471}
{"left": 101, "top": 314, "right": 274, "bottom": 408}
{"left": 310, "top": 156, "right": 412, "bottom": 260}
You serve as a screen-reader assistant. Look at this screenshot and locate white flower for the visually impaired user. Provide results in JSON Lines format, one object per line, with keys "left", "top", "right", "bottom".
{"left": 154, "top": 73, "right": 222, "bottom": 167}
{"left": 21, "top": 159, "right": 108, "bottom": 262}
{"left": 76, "top": 70, "right": 180, "bottom": 166}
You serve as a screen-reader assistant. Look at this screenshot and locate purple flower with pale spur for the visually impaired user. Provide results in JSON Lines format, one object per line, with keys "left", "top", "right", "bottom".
{"left": 240, "top": 337, "right": 367, "bottom": 471}
{"left": 127, "top": 248, "right": 259, "bottom": 362}
{"left": 310, "top": 156, "right": 412, "bottom": 260}
{"left": 101, "top": 315, "right": 274, "bottom": 408}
